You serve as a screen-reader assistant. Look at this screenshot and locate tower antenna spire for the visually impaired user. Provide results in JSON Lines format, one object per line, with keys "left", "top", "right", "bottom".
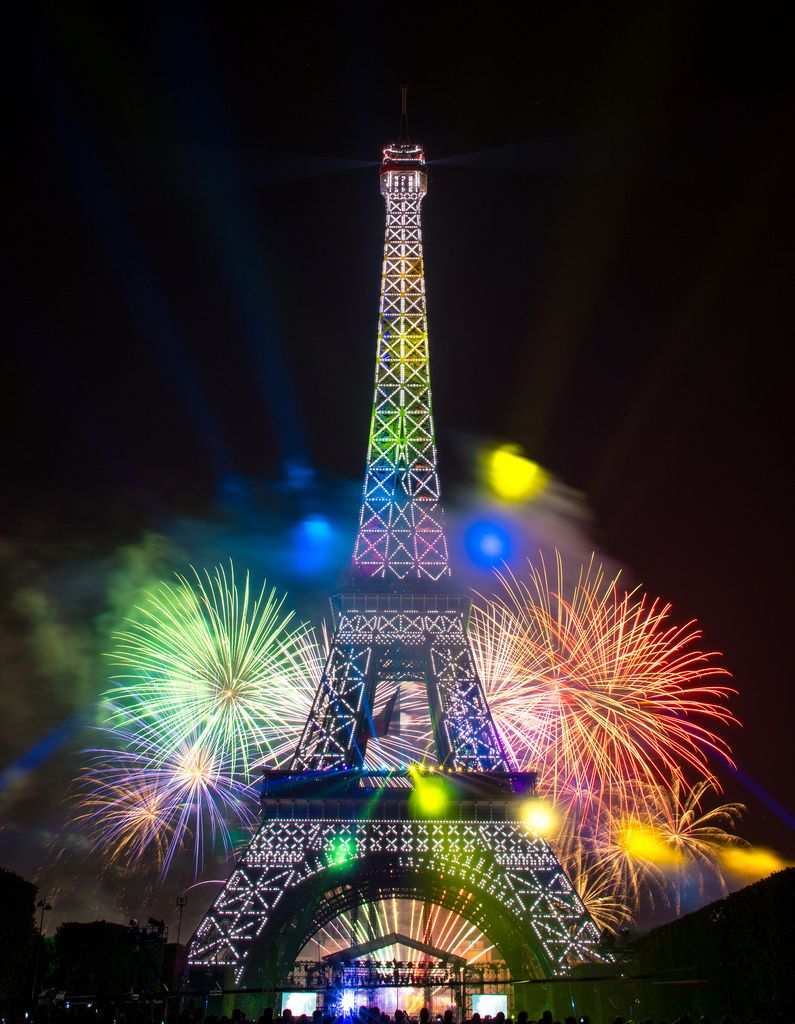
{"left": 400, "top": 84, "right": 409, "bottom": 142}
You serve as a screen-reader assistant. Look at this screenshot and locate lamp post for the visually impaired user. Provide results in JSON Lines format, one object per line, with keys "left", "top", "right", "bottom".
{"left": 176, "top": 895, "right": 188, "bottom": 946}
{"left": 31, "top": 899, "right": 52, "bottom": 1005}
{"left": 175, "top": 893, "right": 189, "bottom": 1016}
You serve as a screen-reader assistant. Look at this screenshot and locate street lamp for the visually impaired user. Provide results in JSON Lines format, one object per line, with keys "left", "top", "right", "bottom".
{"left": 31, "top": 899, "right": 53, "bottom": 1004}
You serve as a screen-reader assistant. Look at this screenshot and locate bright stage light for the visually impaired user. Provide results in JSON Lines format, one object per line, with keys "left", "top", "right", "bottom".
{"left": 341, "top": 991, "right": 356, "bottom": 1012}
{"left": 486, "top": 444, "right": 549, "bottom": 502}
{"left": 293, "top": 515, "right": 335, "bottom": 574}
{"left": 519, "top": 798, "right": 560, "bottom": 837}
{"left": 302, "top": 515, "right": 332, "bottom": 540}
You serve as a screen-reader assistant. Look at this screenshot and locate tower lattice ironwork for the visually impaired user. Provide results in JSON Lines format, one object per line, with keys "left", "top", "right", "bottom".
{"left": 187, "top": 135, "right": 606, "bottom": 993}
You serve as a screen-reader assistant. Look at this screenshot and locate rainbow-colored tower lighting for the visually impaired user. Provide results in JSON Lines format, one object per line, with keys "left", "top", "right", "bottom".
{"left": 353, "top": 142, "right": 450, "bottom": 580}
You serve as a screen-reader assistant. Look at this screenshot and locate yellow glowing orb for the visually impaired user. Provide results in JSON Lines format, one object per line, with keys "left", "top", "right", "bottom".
{"left": 619, "top": 822, "right": 683, "bottom": 867}
{"left": 519, "top": 798, "right": 560, "bottom": 837}
{"left": 408, "top": 765, "right": 451, "bottom": 817}
{"left": 487, "top": 444, "right": 549, "bottom": 502}
{"left": 416, "top": 781, "right": 447, "bottom": 814}
{"left": 720, "top": 846, "right": 788, "bottom": 879}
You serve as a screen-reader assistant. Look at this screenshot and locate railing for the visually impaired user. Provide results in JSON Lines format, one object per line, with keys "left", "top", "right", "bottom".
{"left": 259, "top": 767, "right": 537, "bottom": 815}
{"left": 281, "top": 960, "right": 513, "bottom": 990}
{"left": 331, "top": 591, "right": 471, "bottom": 617}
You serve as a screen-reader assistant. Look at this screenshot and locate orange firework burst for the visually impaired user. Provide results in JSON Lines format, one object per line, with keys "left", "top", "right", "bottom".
{"left": 75, "top": 770, "right": 175, "bottom": 867}
{"left": 470, "top": 552, "right": 738, "bottom": 813}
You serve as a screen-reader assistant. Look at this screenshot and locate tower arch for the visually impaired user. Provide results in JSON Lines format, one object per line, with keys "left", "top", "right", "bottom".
{"left": 238, "top": 854, "right": 548, "bottom": 988}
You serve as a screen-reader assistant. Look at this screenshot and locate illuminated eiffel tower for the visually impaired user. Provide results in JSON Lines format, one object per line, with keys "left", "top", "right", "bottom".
{"left": 188, "top": 110, "right": 604, "bottom": 993}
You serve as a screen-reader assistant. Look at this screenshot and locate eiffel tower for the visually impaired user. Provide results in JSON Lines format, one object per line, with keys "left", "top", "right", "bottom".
{"left": 187, "top": 118, "right": 605, "bottom": 993}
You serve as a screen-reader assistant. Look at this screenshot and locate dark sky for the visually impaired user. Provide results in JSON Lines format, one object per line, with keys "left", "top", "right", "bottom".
{"left": 5, "top": 1, "right": 795, "bottom": 888}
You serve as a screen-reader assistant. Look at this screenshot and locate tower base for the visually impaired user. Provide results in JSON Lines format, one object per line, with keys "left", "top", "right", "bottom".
{"left": 188, "top": 785, "right": 605, "bottom": 988}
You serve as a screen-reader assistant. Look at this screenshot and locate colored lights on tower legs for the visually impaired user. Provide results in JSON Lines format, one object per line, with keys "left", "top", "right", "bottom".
{"left": 326, "top": 834, "right": 357, "bottom": 867}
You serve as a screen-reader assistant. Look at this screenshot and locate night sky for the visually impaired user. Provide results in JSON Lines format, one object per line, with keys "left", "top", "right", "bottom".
{"left": 5, "top": 4, "right": 795, "bottom": 927}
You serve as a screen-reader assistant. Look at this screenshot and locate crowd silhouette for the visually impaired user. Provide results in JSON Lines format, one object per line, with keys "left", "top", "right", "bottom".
{"left": 22, "top": 1001, "right": 790, "bottom": 1024}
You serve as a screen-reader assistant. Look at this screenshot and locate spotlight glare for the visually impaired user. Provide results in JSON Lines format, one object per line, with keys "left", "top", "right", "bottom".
{"left": 519, "top": 798, "right": 560, "bottom": 837}
{"left": 720, "top": 846, "right": 789, "bottom": 879}
{"left": 619, "top": 821, "right": 683, "bottom": 867}
{"left": 487, "top": 444, "right": 549, "bottom": 502}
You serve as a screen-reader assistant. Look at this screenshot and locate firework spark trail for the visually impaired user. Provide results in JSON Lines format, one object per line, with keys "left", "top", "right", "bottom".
{"left": 78, "top": 551, "right": 746, "bottom": 926}
{"left": 557, "top": 777, "right": 748, "bottom": 918}
{"left": 638, "top": 776, "right": 746, "bottom": 914}
{"left": 650, "top": 776, "right": 746, "bottom": 866}
{"left": 551, "top": 824, "right": 634, "bottom": 935}
{"left": 81, "top": 561, "right": 438, "bottom": 875}
{"left": 544, "top": 783, "right": 640, "bottom": 922}
{"left": 471, "top": 552, "right": 738, "bottom": 812}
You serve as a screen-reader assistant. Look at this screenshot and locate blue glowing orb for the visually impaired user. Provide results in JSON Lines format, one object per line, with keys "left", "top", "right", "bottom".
{"left": 464, "top": 520, "right": 512, "bottom": 567}
{"left": 301, "top": 515, "right": 332, "bottom": 540}
{"left": 292, "top": 515, "right": 335, "bottom": 574}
